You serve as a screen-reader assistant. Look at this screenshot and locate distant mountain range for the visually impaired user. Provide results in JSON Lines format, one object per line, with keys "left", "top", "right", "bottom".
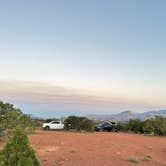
{"left": 87, "top": 110, "right": 166, "bottom": 121}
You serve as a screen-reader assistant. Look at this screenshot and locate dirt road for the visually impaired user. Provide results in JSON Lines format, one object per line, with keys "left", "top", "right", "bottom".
{"left": 29, "top": 130, "right": 166, "bottom": 166}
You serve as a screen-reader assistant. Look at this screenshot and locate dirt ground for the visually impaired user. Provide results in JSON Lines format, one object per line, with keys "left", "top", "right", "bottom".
{"left": 29, "top": 130, "right": 166, "bottom": 166}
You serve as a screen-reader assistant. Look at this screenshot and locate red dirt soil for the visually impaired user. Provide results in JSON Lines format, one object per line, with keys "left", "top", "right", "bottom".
{"left": 29, "top": 130, "right": 166, "bottom": 166}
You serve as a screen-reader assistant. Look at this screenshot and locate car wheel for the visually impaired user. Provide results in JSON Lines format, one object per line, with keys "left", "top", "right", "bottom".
{"left": 44, "top": 126, "right": 50, "bottom": 131}
{"left": 112, "top": 128, "right": 118, "bottom": 132}
{"left": 99, "top": 128, "right": 103, "bottom": 132}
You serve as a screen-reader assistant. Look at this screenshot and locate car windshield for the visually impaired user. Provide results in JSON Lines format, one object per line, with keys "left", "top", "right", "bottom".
{"left": 98, "top": 123, "right": 105, "bottom": 126}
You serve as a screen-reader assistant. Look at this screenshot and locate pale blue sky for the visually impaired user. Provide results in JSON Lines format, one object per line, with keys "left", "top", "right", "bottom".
{"left": 0, "top": 0, "right": 166, "bottom": 117}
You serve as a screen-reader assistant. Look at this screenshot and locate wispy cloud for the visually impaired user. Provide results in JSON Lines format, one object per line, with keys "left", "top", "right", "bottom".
{"left": 0, "top": 80, "right": 165, "bottom": 114}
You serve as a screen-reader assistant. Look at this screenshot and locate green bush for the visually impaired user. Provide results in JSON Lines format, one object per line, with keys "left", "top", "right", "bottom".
{"left": 128, "top": 119, "right": 143, "bottom": 133}
{"left": 0, "top": 101, "right": 36, "bottom": 138}
{"left": 118, "top": 116, "right": 166, "bottom": 136}
{"left": 64, "top": 116, "right": 94, "bottom": 132}
{"left": 0, "top": 128, "right": 39, "bottom": 166}
{"left": 0, "top": 110, "right": 35, "bottom": 138}
{"left": 0, "top": 101, "right": 21, "bottom": 115}
{"left": 80, "top": 118, "right": 94, "bottom": 132}
{"left": 142, "top": 116, "right": 166, "bottom": 136}
{"left": 117, "top": 122, "right": 129, "bottom": 132}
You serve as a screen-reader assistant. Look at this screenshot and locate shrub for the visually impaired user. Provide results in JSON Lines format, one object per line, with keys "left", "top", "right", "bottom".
{"left": 0, "top": 101, "right": 36, "bottom": 138}
{"left": 80, "top": 118, "right": 94, "bottom": 132}
{"left": 0, "top": 101, "right": 21, "bottom": 115}
{"left": 117, "top": 122, "right": 129, "bottom": 132}
{"left": 128, "top": 119, "right": 143, "bottom": 133}
{"left": 0, "top": 128, "right": 39, "bottom": 166}
{"left": 0, "top": 110, "right": 35, "bottom": 138}
{"left": 118, "top": 116, "right": 166, "bottom": 136}
{"left": 64, "top": 116, "right": 94, "bottom": 132}
{"left": 142, "top": 116, "right": 166, "bottom": 136}
{"left": 128, "top": 156, "right": 139, "bottom": 163}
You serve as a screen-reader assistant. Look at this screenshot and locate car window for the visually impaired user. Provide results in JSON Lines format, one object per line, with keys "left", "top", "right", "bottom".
{"left": 103, "top": 123, "right": 111, "bottom": 127}
{"left": 51, "top": 121, "right": 60, "bottom": 124}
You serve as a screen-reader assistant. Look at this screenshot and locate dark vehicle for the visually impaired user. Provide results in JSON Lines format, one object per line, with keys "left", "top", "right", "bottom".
{"left": 95, "top": 121, "right": 118, "bottom": 132}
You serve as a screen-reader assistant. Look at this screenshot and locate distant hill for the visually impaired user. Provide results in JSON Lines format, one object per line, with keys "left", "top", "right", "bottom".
{"left": 87, "top": 110, "right": 166, "bottom": 121}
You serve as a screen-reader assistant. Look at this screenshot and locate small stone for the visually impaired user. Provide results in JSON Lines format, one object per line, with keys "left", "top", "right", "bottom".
{"left": 116, "top": 152, "right": 121, "bottom": 155}
{"left": 58, "top": 161, "right": 64, "bottom": 165}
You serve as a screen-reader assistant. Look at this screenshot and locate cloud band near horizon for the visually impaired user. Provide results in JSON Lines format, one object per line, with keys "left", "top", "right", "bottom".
{"left": 0, "top": 80, "right": 165, "bottom": 117}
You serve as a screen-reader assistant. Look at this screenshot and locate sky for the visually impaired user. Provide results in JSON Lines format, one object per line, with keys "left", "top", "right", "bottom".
{"left": 0, "top": 0, "right": 166, "bottom": 118}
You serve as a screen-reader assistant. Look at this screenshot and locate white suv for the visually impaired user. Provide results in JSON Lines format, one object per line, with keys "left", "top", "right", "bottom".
{"left": 42, "top": 121, "right": 64, "bottom": 130}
